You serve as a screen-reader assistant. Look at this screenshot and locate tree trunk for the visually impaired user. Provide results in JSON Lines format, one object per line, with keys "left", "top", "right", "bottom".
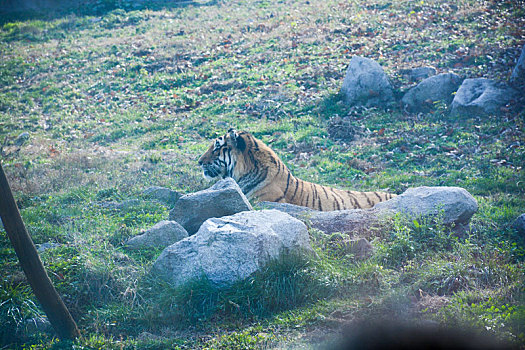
{"left": 0, "top": 162, "right": 80, "bottom": 340}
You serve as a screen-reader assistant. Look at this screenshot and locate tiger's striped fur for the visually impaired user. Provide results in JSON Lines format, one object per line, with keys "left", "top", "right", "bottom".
{"left": 198, "top": 129, "right": 396, "bottom": 211}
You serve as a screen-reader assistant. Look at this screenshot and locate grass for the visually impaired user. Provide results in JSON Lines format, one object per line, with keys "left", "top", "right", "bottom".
{"left": 1, "top": 0, "right": 525, "bottom": 348}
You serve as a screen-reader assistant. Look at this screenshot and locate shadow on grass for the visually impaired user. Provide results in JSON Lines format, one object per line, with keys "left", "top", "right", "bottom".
{"left": 0, "top": 0, "right": 218, "bottom": 26}
{"left": 315, "top": 92, "right": 347, "bottom": 120}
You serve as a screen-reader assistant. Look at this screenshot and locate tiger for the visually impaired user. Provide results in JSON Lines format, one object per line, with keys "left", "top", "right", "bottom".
{"left": 198, "top": 129, "right": 396, "bottom": 211}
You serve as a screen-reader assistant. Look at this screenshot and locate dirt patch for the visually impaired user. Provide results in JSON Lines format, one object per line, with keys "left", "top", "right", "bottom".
{"left": 413, "top": 290, "right": 450, "bottom": 314}
{"left": 327, "top": 116, "right": 361, "bottom": 142}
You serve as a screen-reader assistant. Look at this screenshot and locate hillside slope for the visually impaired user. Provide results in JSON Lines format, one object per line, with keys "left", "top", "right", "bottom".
{"left": 1, "top": 0, "right": 524, "bottom": 348}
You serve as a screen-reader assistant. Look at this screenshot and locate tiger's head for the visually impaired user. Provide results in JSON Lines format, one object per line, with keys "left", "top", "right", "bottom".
{"left": 198, "top": 128, "right": 247, "bottom": 180}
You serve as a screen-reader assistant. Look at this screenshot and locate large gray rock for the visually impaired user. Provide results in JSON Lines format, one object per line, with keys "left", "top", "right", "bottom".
{"left": 264, "top": 186, "right": 477, "bottom": 234}
{"left": 126, "top": 220, "right": 188, "bottom": 250}
{"left": 169, "top": 178, "right": 252, "bottom": 235}
{"left": 260, "top": 201, "right": 384, "bottom": 235}
{"left": 510, "top": 44, "right": 525, "bottom": 92}
{"left": 374, "top": 186, "right": 477, "bottom": 225}
{"left": 450, "top": 78, "right": 517, "bottom": 116}
{"left": 143, "top": 186, "right": 180, "bottom": 206}
{"left": 512, "top": 214, "right": 525, "bottom": 236}
{"left": 341, "top": 56, "right": 394, "bottom": 107}
{"left": 401, "top": 73, "right": 463, "bottom": 112}
{"left": 308, "top": 209, "right": 381, "bottom": 234}
{"left": 153, "top": 210, "right": 311, "bottom": 288}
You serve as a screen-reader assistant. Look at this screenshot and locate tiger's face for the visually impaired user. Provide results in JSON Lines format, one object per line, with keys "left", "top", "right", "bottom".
{"left": 198, "top": 129, "right": 246, "bottom": 180}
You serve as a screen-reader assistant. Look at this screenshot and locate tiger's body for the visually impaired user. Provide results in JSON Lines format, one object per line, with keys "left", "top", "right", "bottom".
{"left": 198, "top": 129, "right": 396, "bottom": 211}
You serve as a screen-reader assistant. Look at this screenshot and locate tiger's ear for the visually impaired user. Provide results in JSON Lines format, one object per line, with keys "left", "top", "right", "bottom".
{"left": 228, "top": 128, "right": 246, "bottom": 152}
{"left": 228, "top": 128, "right": 238, "bottom": 139}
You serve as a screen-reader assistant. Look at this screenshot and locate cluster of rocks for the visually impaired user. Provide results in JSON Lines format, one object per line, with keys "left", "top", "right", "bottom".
{"left": 126, "top": 179, "right": 312, "bottom": 288}
{"left": 340, "top": 44, "right": 525, "bottom": 116}
{"left": 126, "top": 178, "right": 484, "bottom": 289}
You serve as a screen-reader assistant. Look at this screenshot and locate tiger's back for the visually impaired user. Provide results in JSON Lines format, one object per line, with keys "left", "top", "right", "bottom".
{"left": 198, "top": 129, "right": 396, "bottom": 211}
{"left": 263, "top": 174, "right": 395, "bottom": 210}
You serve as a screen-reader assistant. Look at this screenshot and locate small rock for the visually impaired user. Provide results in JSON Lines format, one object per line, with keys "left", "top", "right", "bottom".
{"left": 23, "top": 317, "right": 52, "bottom": 334}
{"left": 117, "top": 199, "right": 142, "bottom": 210}
{"left": 341, "top": 56, "right": 394, "bottom": 107}
{"left": 510, "top": 44, "right": 525, "bottom": 92}
{"left": 512, "top": 214, "right": 525, "bottom": 236}
{"left": 126, "top": 220, "right": 188, "bottom": 250}
{"left": 402, "top": 66, "right": 437, "bottom": 82}
{"left": 450, "top": 78, "right": 517, "bottom": 116}
{"left": 153, "top": 210, "right": 311, "bottom": 288}
{"left": 36, "top": 242, "right": 60, "bottom": 253}
{"left": 98, "top": 199, "right": 142, "bottom": 210}
{"left": 14, "top": 132, "right": 30, "bottom": 146}
{"left": 143, "top": 186, "right": 180, "bottom": 206}
{"left": 401, "top": 73, "right": 463, "bottom": 113}
{"left": 169, "top": 178, "right": 253, "bottom": 235}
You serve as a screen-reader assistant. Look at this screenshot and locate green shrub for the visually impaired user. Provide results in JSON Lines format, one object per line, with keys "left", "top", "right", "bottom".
{"left": 439, "top": 295, "right": 525, "bottom": 344}
{"left": 376, "top": 212, "right": 458, "bottom": 268}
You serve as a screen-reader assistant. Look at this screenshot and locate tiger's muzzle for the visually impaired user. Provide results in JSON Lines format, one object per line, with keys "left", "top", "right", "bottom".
{"left": 201, "top": 163, "right": 222, "bottom": 180}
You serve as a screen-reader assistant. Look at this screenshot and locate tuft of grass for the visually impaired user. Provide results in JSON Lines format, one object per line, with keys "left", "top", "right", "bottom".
{"left": 0, "top": 281, "right": 44, "bottom": 345}
{"left": 137, "top": 252, "right": 344, "bottom": 330}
